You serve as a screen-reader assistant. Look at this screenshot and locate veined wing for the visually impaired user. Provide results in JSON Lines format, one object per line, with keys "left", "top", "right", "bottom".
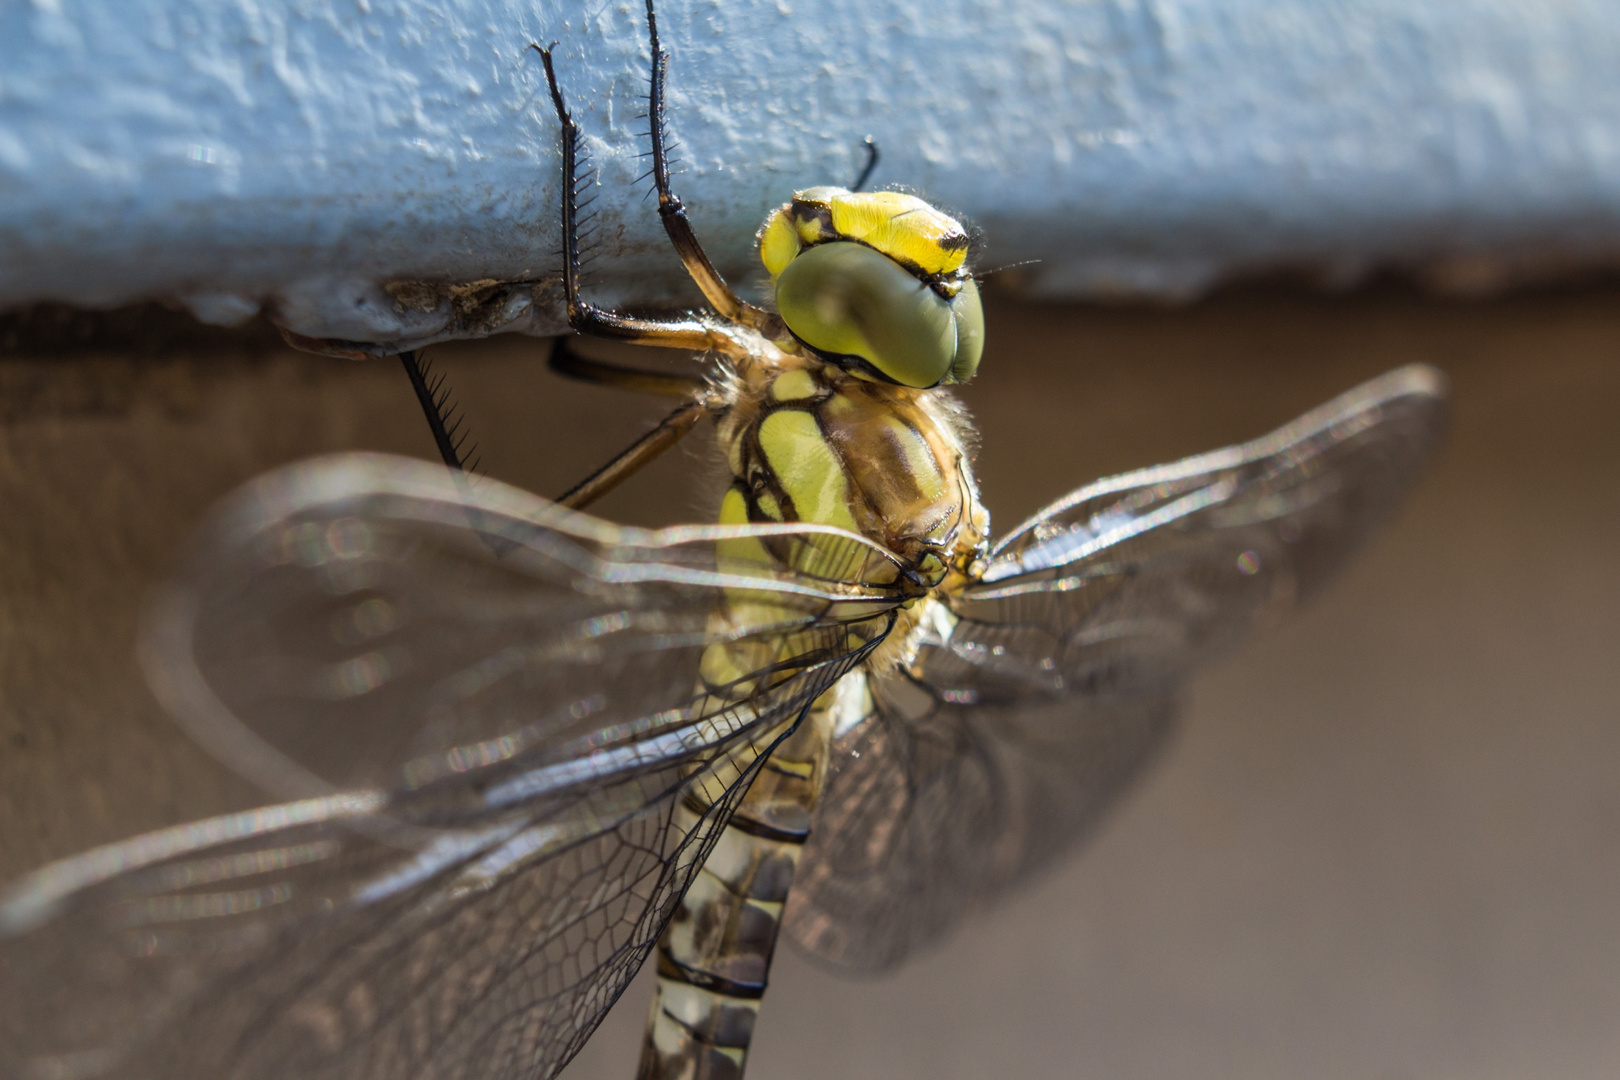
{"left": 0, "top": 453, "right": 904, "bottom": 1080}
{"left": 788, "top": 364, "right": 1448, "bottom": 970}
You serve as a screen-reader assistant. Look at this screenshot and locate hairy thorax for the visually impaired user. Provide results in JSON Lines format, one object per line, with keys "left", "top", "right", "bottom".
{"left": 714, "top": 353, "right": 990, "bottom": 592}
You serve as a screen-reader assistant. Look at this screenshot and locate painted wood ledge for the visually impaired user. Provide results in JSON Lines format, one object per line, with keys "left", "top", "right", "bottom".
{"left": 4, "top": 0, "right": 1620, "bottom": 348}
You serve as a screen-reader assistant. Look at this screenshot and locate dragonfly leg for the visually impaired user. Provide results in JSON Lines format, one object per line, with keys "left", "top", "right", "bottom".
{"left": 555, "top": 398, "right": 709, "bottom": 510}
{"left": 641, "top": 0, "right": 770, "bottom": 330}
{"left": 398, "top": 350, "right": 481, "bottom": 473}
{"left": 534, "top": 42, "right": 744, "bottom": 354}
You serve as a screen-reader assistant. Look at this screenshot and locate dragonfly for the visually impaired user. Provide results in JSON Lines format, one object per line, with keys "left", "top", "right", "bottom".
{"left": 0, "top": 4, "right": 1448, "bottom": 1079}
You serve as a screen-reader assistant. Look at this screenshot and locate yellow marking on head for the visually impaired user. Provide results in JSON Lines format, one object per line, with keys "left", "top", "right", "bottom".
{"left": 758, "top": 209, "right": 801, "bottom": 279}
{"left": 826, "top": 191, "right": 968, "bottom": 277}
{"left": 755, "top": 491, "right": 783, "bottom": 521}
{"left": 759, "top": 186, "right": 971, "bottom": 282}
{"left": 769, "top": 368, "right": 818, "bottom": 402}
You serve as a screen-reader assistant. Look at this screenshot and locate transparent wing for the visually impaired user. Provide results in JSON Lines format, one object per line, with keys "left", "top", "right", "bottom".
{"left": 788, "top": 364, "right": 1449, "bottom": 970}
{"left": 788, "top": 671, "right": 1176, "bottom": 972}
{"left": 0, "top": 453, "right": 904, "bottom": 1080}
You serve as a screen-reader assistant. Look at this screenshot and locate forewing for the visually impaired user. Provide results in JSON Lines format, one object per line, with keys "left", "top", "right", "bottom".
{"left": 788, "top": 364, "right": 1448, "bottom": 970}
{"left": 140, "top": 453, "right": 903, "bottom": 799}
{"left": 1, "top": 453, "right": 903, "bottom": 1080}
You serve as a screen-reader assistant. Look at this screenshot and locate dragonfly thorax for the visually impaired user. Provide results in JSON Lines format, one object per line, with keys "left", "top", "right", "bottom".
{"left": 716, "top": 359, "right": 989, "bottom": 592}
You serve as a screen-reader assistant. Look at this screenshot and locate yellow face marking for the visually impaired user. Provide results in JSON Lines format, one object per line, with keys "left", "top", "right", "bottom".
{"left": 768, "top": 369, "right": 818, "bottom": 402}
{"left": 757, "top": 187, "right": 971, "bottom": 282}
{"left": 758, "top": 210, "right": 800, "bottom": 279}
{"left": 826, "top": 191, "right": 968, "bottom": 277}
{"left": 757, "top": 409, "right": 859, "bottom": 534}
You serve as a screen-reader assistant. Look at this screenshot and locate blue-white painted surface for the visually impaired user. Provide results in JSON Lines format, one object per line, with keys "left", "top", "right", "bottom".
{"left": 4, "top": 0, "right": 1620, "bottom": 346}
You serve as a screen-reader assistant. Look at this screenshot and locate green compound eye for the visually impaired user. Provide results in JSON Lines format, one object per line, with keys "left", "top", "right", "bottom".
{"left": 948, "top": 275, "right": 984, "bottom": 384}
{"left": 774, "top": 241, "right": 983, "bottom": 388}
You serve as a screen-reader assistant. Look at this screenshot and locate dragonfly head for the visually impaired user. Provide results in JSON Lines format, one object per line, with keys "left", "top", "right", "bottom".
{"left": 758, "top": 187, "right": 984, "bottom": 389}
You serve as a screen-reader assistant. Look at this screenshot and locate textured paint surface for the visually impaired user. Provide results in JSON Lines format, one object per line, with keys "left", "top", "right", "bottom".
{"left": 5, "top": 0, "right": 1620, "bottom": 344}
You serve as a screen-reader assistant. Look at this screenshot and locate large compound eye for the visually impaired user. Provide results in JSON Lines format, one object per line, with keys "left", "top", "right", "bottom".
{"left": 947, "top": 275, "right": 984, "bottom": 384}
{"left": 775, "top": 241, "right": 964, "bottom": 388}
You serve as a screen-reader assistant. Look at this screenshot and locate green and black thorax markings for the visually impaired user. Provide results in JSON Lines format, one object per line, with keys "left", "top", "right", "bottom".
{"left": 717, "top": 359, "right": 989, "bottom": 593}
{"left": 641, "top": 346, "right": 990, "bottom": 1080}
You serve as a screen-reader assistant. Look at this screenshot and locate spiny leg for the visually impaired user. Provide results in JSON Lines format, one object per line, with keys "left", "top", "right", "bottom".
{"left": 396, "top": 350, "right": 523, "bottom": 553}
{"left": 535, "top": 40, "right": 723, "bottom": 500}
{"left": 290, "top": 6, "right": 753, "bottom": 480}
{"left": 400, "top": 339, "right": 681, "bottom": 521}
{"left": 534, "top": 43, "right": 718, "bottom": 351}
{"left": 399, "top": 350, "right": 479, "bottom": 473}
{"left": 642, "top": 0, "right": 769, "bottom": 329}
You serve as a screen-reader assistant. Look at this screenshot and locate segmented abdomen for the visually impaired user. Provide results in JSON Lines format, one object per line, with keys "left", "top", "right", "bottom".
{"left": 637, "top": 674, "right": 873, "bottom": 1080}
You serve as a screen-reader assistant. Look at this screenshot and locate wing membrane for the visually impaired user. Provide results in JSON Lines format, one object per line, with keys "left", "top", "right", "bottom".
{"left": 142, "top": 454, "right": 903, "bottom": 798}
{"left": 1, "top": 453, "right": 903, "bottom": 1080}
{"left": 788, "top": 365, "right": 1448, "bottom": 969}
{"left": 788, "top": 672, "right": 1175, "bottom": 971}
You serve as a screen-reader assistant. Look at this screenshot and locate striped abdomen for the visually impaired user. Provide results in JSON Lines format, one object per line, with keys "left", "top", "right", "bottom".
{"left": 638, "top": 674, "right": 873, "bottom": 1080}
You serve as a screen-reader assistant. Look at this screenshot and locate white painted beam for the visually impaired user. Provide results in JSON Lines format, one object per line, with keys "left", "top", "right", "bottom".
{"left": 4, "top": 0, "right": 1620, "bottom": 349}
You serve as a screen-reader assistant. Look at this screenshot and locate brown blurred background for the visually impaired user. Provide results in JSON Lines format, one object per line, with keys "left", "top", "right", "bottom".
{"left": 1, "top": 286, "right": 1617, "bottom": 1078}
